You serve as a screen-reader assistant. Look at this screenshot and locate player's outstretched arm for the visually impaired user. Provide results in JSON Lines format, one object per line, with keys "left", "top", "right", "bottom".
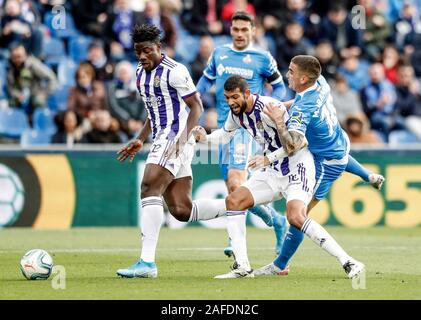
{"left": 264, "top": 103, "right": 307, "bottom": 156}
{"left": 116, "top": 118, "right": 151, "bottom": 162}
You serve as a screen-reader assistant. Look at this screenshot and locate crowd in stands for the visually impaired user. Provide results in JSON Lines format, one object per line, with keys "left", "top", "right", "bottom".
{"left": 1, "top": 0, "right": 421, "bottom": 147}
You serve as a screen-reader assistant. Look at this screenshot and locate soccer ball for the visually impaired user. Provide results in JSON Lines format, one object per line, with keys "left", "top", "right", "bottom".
{"left": 20, "top": 249, "right": 54, "bottom": 280}
{"left": 0, "top": 163, "right": 25, "bottom": 227}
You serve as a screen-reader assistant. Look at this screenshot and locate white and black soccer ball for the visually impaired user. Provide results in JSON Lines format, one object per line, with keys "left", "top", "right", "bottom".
{"left": 20, "top": 249, "right": 53, "bottom": 280}
{"left": 0, "top": 163, "right": 25, "bottom": 227}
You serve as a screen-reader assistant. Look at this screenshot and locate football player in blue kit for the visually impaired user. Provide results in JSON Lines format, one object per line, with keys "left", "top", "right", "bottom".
{"left": 252, "top": 56, "right": 375, "bottom": 279}
{"left": 196, "top": 11, "right": 288, "bottom": 256}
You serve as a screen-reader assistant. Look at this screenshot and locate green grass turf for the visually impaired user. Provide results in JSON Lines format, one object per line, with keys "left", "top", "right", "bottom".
{"left": 0, "top": 227, "right": 420, "bottom": 300}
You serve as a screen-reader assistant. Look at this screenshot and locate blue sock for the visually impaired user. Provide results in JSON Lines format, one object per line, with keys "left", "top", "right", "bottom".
{"left": 273, "top": 225, "right": 304, "bottom": 270}
{"left": 248, "top": 205, "right": 273, "bottom": 227}
{"left": 346, "top": 155, "right": 370, "bottom": 182}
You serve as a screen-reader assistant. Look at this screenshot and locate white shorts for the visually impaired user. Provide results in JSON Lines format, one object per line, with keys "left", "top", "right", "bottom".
{"left": 146, "top": 137, "right": 194, "bottom": 179}
{"left": 243, "top": 148, "right": 315, "bottom": 206}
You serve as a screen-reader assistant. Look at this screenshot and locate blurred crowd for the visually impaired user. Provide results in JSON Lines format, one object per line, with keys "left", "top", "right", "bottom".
{"left": 1, "top": 0, "right": 421, "bottom": 147}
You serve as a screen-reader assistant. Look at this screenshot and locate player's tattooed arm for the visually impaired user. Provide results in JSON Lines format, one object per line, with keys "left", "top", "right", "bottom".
{"left": 263, "top": 103, "right": 307, "bottom": 156}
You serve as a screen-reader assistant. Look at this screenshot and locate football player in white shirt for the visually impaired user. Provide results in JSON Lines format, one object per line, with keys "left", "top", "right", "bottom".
{"left": 115, "top": 24, "right": 229, "bottom": 278}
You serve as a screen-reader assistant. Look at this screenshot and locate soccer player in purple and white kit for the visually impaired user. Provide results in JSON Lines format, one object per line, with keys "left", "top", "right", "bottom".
{"left": 115, "top": 24, "right": 229, "bottom": 278}
{"left": 194, "top": 75, "right": 364, "bottom": 278}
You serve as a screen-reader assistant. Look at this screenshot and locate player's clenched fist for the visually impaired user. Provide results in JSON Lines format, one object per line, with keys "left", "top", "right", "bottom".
{"left": 192, "top": 126, "right": 207, "bottom": 142}
{"left": 117, "top": 139, "right": 143, "bottom": 162}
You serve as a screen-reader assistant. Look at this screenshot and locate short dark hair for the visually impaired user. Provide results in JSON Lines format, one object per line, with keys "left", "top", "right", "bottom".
{"left": 232, "top": 11, "right": 255, "bottom": 27}
{"left": 132, "top": 24, "right": 161, "bottom": 44}
{"left": 291, "top": 55, "right": 322, "bottom": 82}
{"left": 224, "top": 76, "right": 249, "bottom": 93}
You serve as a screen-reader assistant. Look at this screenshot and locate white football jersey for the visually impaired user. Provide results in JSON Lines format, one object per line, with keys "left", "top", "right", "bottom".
{"left": 136, "top": 55, "right": 197, "bottom": 141}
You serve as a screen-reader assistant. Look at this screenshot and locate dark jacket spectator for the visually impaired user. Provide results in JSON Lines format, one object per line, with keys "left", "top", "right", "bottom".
{"left": 71, "top": 0, "right": 113, "bottom": 39}
{"left": 276, "top": 22, "right": 313, "bottom": 73}
{"left": 82, "top": 110, "right": 122, "bottom": 143}
{"left": 181, "top": 0, "right": 226, "bottom": 35}
{"left": 84, "top": 40, "right": 115, "bottom": 82}
{"left": 319, "top": 3, "right": 362, "bottom": 58}
{"left": 314, "top": 40, "right": 340, "bottom": 81}
{"left": 0, "top": 0, "right": 35, "bottom": 54}
{"left": 51, "top": 110, "right": 84, "bottom": 147}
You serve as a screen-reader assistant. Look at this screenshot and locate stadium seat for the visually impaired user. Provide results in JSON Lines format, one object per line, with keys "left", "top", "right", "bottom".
{"left": 175, "top": 34, "right": 200, "bottom": 64}
{"left": 42, "top": 38, "right": 66, "bottom": 66}
{"left": 20, "top": 129, "right": 52, "bottom": 147}
{"left": 33, "top": 108, "right": 57, "bottom": 135}
{"left": 43, "top": 11, "right": 79, "bottom": 40}
{"left": 0, "top": 108, "right": 30, "bottom": 138}
{"left": 57, "top": 58, "right": 77, "bottom": 87}
{"left": 69, "top": 35, "right": 93, "bottom": 63}
{"left": 389, "top": 130, "right": 420, "bottom": 145}
{"left": 47, "top": 85, "right": 71, "bottom": 111}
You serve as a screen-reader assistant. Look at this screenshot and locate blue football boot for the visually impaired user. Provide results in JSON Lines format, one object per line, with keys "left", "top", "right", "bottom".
{"left": 116, "top": 259, "right": 157, "bottom": 278}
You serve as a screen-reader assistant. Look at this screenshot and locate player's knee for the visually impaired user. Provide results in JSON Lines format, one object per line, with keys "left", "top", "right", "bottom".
{"left": 286, "top": 201, "right": 307, "bottom": 229}
{"left": 141, "top": 180, "right": 159, "bottom": 198}
{"left": 225, "top": 194, "right": 245, "bottom": 211}
{"left": 168, "top": 205, "right": 191, "bottom": 222}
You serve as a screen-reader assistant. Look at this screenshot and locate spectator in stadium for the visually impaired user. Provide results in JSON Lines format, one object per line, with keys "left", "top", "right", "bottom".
{"left": 191, "top": 35, "right": 214, "bottom": 84}
{"left": 382, "top": 45, "right": 402, "bottom": 85}
{"left": 191, "top": 35, "right": 216, "bottom": 111}
{"left": 253, "top": 0, "right": 283, "bottom": 36}
{"left": 343, "top": 112, "right": 384, "bottom": 145}
{"left": 203, "top": 107, "right": 218, "bottom": 133}
{"left": 181, "top": 0, "right": 225, "bottom": 35}
{"left": 85, "top": 40, "right": 115, "bottom": 82}
{"left": 135, "top": 0, "right": 177, "bottom": 57}
{"left": 361, "top": 62, "right": 400, "bottom": 141}
{"left": 331, "top": 74, "right": 363, "bottom": 124}
{"left": 337, "top": 56, "right": 370, "bottom": 91}
{"left": 0, "top": 0, "right": 41, "bottom": 56}
{"left": 51, "top": 110, "right": 84, "bottom": 147}
{"left": 319, "top": 3, "right": 362, "bottom": 59}
{"left": 275, "top": 21, "right": 313, "bottom": 74}
{"left": 314, "top": 40, "right": 340, "bottom": 81}
{"left": 395, "top": 64, "right": 421, "bottom": 141}
{"left": 221, "top": 0, "right": 256, "bottom": 33}
{"left": 6, "top": 43, "right": 57, "bottom": 116}
{"left": 108, "top": 0, "right": 137, "bottom": 62}
{"left": 394, "top": 1, "right": 420, "bottom": 50}
{"left": 67, "top": 62, "right": 108, "bottom": 120}
{"left": 359, "top": 0, "right": 393, "bottom": 61}
{"left": 410, "top": 33, "right": 421, "bottom": 78}
{"left": 82, "top": 109, "right": 122, "bottom": 143}
{"left": 277, "top": 0, "right": 319, "bottom": 42}
{"left": 106, "top": 61, "right": 147, "bottom": 139}
{"left": 71, "top": 0, "right": 113, "bottom": 39}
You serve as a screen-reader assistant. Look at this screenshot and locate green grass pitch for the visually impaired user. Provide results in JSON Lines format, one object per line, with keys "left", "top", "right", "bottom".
{"left": 1, "top": 227, "right": 420, "bottom": 300}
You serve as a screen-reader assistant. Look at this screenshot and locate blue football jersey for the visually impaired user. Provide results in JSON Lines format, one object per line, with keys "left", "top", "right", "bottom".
{"left": 287, "top": 76, "right": 348, "bottom": 161}
{"left": 203, "top": 44, "right": 283, "bottom": 127}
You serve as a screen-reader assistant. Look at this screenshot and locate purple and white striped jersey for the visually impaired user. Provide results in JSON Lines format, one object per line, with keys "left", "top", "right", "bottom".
{"left": 136, "top": 55, "right": 197, "bottom": 141}
{"left": 223, "top": 94, "right": 291, "bottom": 174}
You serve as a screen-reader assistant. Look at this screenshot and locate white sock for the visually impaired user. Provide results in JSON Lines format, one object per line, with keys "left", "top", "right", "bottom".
{"left": 226, "top": 211, "right": 250, "bottom": 270}
{"left": 188, "top": 199, "right": 227, "bottom": 222}
{"left": 140, "top": 196, "right": 164, "bottom": 263}
{"left": 302, "top": 218, "right": 351, "bottom": 265}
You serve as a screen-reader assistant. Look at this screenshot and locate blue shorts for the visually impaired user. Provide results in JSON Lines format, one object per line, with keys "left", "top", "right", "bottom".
{"left": 218, "top": 128, "right": 259, "bottom": 181}
{"left": 313, "top": 157, "right": 348, "bottom": 200}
